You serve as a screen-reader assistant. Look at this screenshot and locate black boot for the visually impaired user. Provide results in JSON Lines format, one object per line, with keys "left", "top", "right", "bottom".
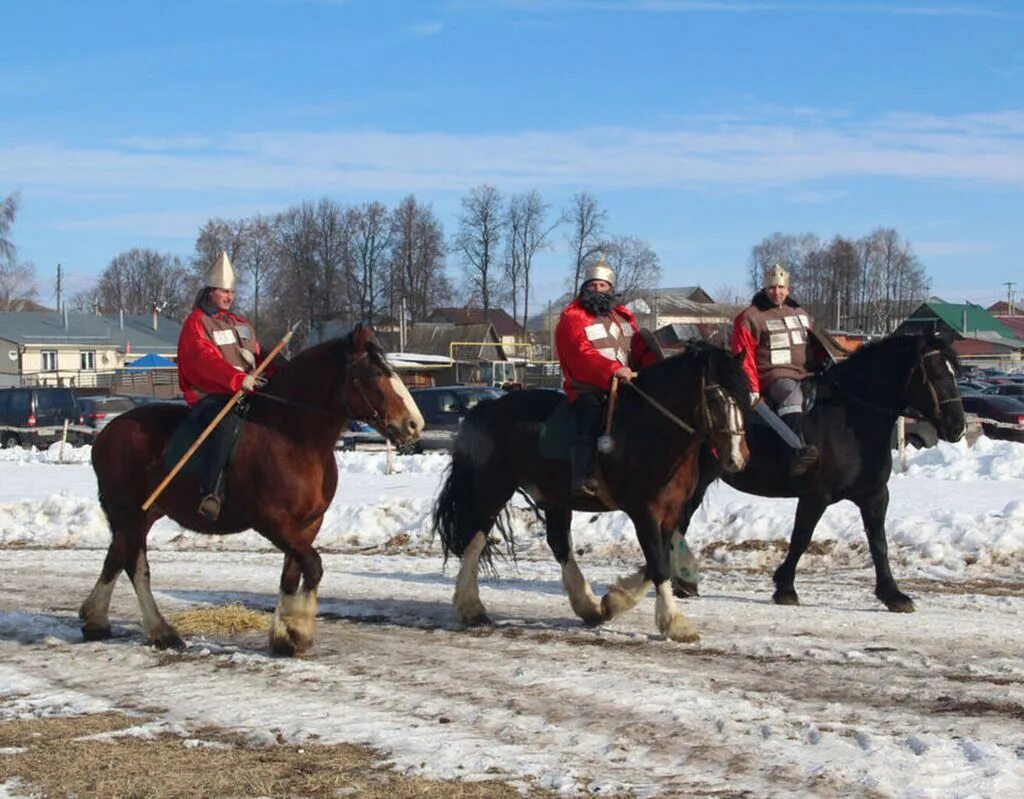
{"left": 783, "top": 413, "right": 818, "bottom": 477}
{"left": 570, "top": 435, "right": 600, "bottom": 498}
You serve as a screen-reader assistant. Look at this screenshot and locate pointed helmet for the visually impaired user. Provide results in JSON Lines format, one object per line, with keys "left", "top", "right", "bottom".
{"left": 581, "top": 255, "right": 616, "bottom": 290}
{"left": 764, "top": 263, "right": 790, "bottom": 289}
{"left": 206, "top": 251, "right": 237, "bottom": 291}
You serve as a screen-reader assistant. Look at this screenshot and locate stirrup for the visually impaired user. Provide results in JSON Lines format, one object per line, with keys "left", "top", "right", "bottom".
{"left": 197, "top": 494, "right": 222, "bottom": 521}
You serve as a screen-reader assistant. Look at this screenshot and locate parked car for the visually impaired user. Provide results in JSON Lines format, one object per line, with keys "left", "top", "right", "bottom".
{"left": 980, "top": 383, "right": 1024, "bottom": 399}
{"left": 77, "top": 395, "right": 137, "bottom": 432}
{"left": 960, "top": 395, "right": 1024, "bottom": 444}
{"left": 338, "top": 420, "right": 424, "bottom": 454}
{"left": 338, "top": 420, "right": 388, "bottom": 452}
{"left": 403, "top": 385, "right": 505, "bottom": 453}
{"left": 0, "top": 387, "right": 86, "bottom": 448}
{"left": 956, "top": 380, "right": 992, "bottom": 395}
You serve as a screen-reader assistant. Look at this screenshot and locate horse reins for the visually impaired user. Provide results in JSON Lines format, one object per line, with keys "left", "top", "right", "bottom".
{"left": 248, "top": 350, "right": 389, "bottom": 431}
{"left": 826, "top": 348, "right": 958, "bottom": 422}
{"left": 624, "top": 377, "right": 740, "bottom": 441}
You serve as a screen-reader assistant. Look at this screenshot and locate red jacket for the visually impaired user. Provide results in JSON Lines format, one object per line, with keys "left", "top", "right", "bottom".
{"left": 177, "top": 307, "right": 263, "bottom": 406}
{"left": 555, "top": 299, "right": 656, "bottom": 401}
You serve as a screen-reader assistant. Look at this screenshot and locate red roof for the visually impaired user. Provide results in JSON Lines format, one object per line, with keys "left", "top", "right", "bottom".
{"left": 993, "top": 315, "right": 1024, "bottom": 340}
{"left": 428, "top": 307, "right": 524, "bottom": 338}
{"left": 953, "top": 338, "right": 1014, "bottom": 356}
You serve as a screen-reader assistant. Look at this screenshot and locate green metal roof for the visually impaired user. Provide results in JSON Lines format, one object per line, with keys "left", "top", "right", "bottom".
{"left": 908, "top": 302, "right": 1015, "bottom": 338}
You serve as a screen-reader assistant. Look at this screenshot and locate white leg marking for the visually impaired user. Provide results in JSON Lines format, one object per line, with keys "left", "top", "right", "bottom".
{"left": 270, "top": 587, "right": 319, "bottom": 652}
{"left": 453, "top": 531, "right": 489, "bottom": 624}
{"left": 561, "top": 558, "right": 603, "bottom": 624}
{"left": 655, "top": 581, "right": 699, "bottom": 643}
{"left": 601, "top": 568, "right": 651, "bottom": 621}
{"left": 79, "top": 577, "right": 117, "bottom": 630}
{"left": 129, "top": 550, "right": 178, "bottom": 644}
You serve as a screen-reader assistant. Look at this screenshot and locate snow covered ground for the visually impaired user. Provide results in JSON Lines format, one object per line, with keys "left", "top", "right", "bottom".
{"left": 1, "top": 439, "right": 1023, "bottom": 796}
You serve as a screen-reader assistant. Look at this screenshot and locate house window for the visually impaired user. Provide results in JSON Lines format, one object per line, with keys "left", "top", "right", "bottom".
{"left": 41, "top": 350, "right": 58, "bottom": 372}
{"left": 80, "top": 350, "right": 96, "bottom": 371}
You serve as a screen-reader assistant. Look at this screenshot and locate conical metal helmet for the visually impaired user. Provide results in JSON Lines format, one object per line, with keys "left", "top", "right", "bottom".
{"left": 206, "top": 251, "right": 236, "bottom": 291}
{"left": 581, "top": 255, "right": 615, "bottom": 290}
{"left": 764, "top": 263, "right": 790, "bottom": 289}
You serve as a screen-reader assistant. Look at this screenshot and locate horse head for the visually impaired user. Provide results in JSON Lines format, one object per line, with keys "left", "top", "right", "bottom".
{"left": 340, "top": 325, "right": 424, "bottom": 447}
{"left": 904, "top": 334, "right": 966, "bottom": 443}
{"left": 696, "top": 345, "right": 751, "bottom": 473}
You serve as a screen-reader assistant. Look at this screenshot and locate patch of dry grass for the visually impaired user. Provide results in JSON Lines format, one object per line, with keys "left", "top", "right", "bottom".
{"left": 0, "top": 712, "right": 550, "bottom": 799}
{"left": 168, "top": 604, "right": 269, "bottom": 635}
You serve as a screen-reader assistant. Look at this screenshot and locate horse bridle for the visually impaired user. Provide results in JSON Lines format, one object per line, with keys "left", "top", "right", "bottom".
{"left": 626, "top": 375, "right": 743, "bottom": 442}
{"left": 340, "top": 350, "right": 389, "bottom": 432}
{"left": 829, "top": 347, "right": 958, "bottom": 424}
{"left": 904, "top": 348, "right": 961, "bottom": 423}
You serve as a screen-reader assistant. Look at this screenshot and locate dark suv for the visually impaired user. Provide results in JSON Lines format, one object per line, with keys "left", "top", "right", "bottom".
{"left": 0, "top": 387, "right": 86, "bottom": 448}
{"left": 406, "top": 386, "right": 504, "bottom": 452}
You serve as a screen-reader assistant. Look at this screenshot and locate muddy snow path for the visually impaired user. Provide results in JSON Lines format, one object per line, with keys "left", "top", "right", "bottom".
{"left": 2, "top": 549, "right": 1023, "bottom": 797}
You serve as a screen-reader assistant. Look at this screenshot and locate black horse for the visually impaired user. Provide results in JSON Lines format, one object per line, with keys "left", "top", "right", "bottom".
{"left": 433, "top": 343, "right": 750, "bottom": 642}
{"left": 674, "top": 333, "right": 965, "bottom": 612}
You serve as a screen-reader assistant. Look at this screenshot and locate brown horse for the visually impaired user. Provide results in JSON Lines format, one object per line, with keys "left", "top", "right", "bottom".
{"left": 433, "top": 342, "right": 750, "bottom": 642}
{"left": 79, "top": 326, "right": 423, "bottom": 655}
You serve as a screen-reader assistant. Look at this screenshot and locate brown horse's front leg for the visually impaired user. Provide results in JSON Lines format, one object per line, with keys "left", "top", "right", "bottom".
{"left": 270, "top": 548, "right": 324, "bottom": 656}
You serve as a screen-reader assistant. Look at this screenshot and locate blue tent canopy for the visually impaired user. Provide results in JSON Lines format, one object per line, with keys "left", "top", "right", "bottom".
{"left": 125, "top": 353, "right": 176, "bottom": 369}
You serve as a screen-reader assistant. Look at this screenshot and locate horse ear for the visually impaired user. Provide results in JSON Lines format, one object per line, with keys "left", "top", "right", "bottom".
{"left": 349, "top": 323, "right": 374, "bottom": 353}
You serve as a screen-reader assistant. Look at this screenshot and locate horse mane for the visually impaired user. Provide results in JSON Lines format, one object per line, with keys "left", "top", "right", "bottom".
{"left": 640, "top": 340, "right": 751, "bottom": 412}
{"left": 266, "top": 327, "right": 394, "bottom": 391}
{"left": 830, "top": 332, "right": 960, "bottom": 388}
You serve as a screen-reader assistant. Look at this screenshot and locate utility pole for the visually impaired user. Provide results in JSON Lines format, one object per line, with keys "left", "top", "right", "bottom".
{"left": 1004, "top": 281, "right": 1016, "bottom": 316}
{"left": 55, "top": 264, "right": 62, "bottom": 312}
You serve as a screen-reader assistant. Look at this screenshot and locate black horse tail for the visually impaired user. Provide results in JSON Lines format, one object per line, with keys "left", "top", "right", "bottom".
{"left": 432, "top": 441, "right": 484, "bottom": 563}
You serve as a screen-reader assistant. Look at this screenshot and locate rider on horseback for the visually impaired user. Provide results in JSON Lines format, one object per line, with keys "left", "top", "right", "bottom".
{"left": 177, "top": 252, "right": 270, "bottom": 520}
{"left": 555, "top": 256, "right": 657, "bottom": 498}
{"left": 732, "top": 263, "right": 818, "bottom": 476}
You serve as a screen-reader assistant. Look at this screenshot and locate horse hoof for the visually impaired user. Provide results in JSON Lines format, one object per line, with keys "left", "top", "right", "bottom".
{"left": 270, "top": 630, "right": 312, "bottom": 657}
{"left": 81, "top": 625, "right": 112, "bottom": 642}
{"left": 884, "top": 596, "right": 916, "bottom": 613}
{"left": 152, "top": 632, "right": 186, "bottom": 651}
{"left": 462, "top": 612, "right": 492, "bottom": 627}
{"left": 580, "top": 611, "right": 604, "bottom": 627}
{"left": 772, "top": 590, "right": 800, "bottom": 606}
{"left": 664, "top": 617, "right": 700, "bottom": 643}
{"left": 672, "top": 581, "right": 700, "bottom": 599}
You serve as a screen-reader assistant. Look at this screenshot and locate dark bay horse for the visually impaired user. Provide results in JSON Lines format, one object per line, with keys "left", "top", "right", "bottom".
{"left": 674, "top": 333, "right": 965, "bottom": 612}
{"left": 433, "top": 344, "right": 750, "bottom": 642}
{"left": 80, "top": 326, "right": 423, "bottom": 655}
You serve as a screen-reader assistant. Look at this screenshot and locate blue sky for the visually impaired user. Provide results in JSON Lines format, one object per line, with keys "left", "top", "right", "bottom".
{"left": 2, "top": 0, "right": 1022, "bottom": 310}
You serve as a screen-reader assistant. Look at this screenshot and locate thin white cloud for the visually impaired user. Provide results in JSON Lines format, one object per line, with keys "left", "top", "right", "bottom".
{"left": 495, "top": 0, "right": 1012, "bottom": 18}
{"left": 914, "top": 240, "right": 997, "bottom": 257}
{"left": 407, "top": 21, "right": 444, "bottom": 36}
{"left": 3, "top": 110, "right": 1024, "bottom": 204}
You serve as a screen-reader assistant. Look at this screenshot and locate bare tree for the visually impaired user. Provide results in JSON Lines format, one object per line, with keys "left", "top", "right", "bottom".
{"left": 748, "top": 232, "right": 818, "bottom": 293}
{"left": 236, "top": 215, "right": 275, "bottom": 331}
{"left": 565, "top": 191, "right": 607, "bottom": 291}
{"left": 389, "top": 195, "right": 451, "bottom": 323}
{"left": 89, "top": 249, "right": 191, "bottom": 317}
{"left": 0, "top": 191, "right": 19, "bottom": 266}
{"left": 504, "top": 190, "right": 558, "bottom": 337}
{"left": 600, "top": 235, "right": 662, "bottom": 300}
{"left": 859, "top": 228, "right": 929, "bottom": 334}
{"left": 453, "top": 185, "right": 504, "bottom": 311}
{"left": 347, "top": 202, "right": 392, "bottom": 325}
{"left": 194, "top": 219, "right": 248, "bottom": 279}
{"left": 0, "top": 191, "right": 37, "bottom": 311}
{"left": 272, "top": 202, "right": 324, "bottom": 344}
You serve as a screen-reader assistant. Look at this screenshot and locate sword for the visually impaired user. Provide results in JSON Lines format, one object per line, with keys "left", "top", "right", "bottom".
{"left": 752, "top": 400, "right": 803, "bottom": 450}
